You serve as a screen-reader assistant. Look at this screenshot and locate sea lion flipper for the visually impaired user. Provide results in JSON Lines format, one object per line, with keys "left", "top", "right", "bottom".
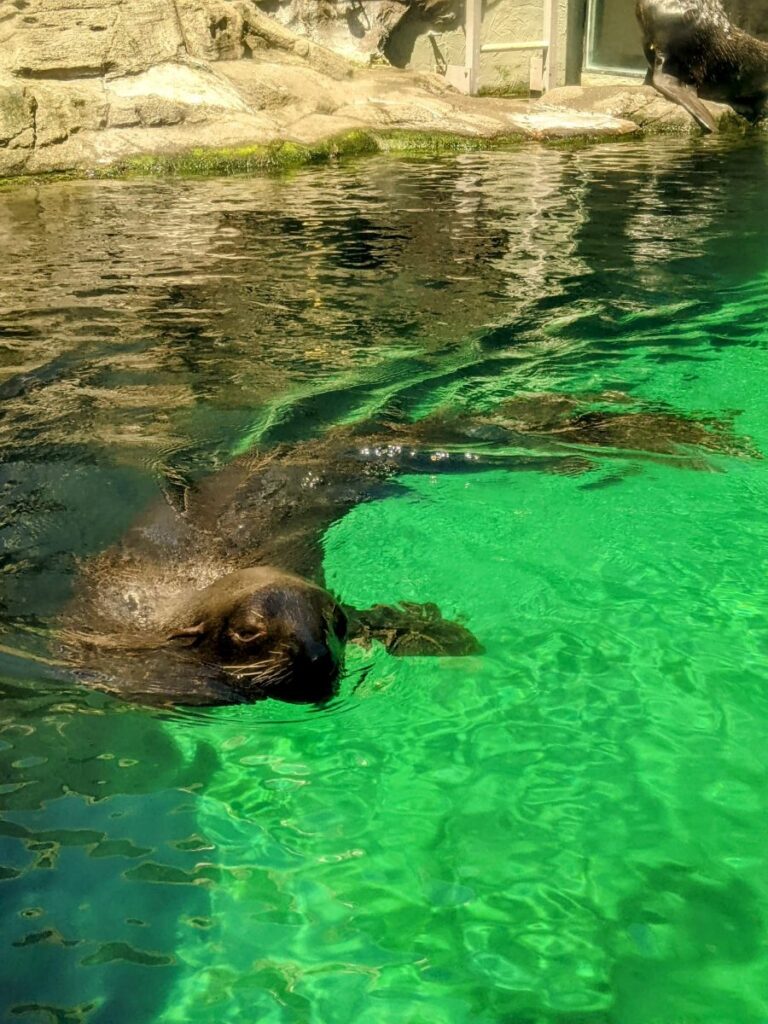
{"left": 637, "top": 0, "right": 768, "bottom": 132}
{"left": 345, "top": 602, "right": 482, "bottom": 657}
{"left": 154, "top": 462, "right": 194, "bottom": 516}
{"left": 651, "top": 55, "right": 717, "bottom": 132}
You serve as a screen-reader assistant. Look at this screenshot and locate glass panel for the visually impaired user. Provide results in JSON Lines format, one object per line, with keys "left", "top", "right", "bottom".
{"left": 586, "top": 0, "right": 646, "bottom": 74}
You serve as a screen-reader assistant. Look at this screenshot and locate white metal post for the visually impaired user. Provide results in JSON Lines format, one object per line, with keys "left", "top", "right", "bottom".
{"left": 465, "top": 0, "right": 482, "bottom": 95}
{"left": 542, "top": 0, "right": 558, "bottom": 91}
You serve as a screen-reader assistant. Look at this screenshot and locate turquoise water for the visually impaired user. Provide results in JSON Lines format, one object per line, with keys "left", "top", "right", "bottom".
{"left": 1, "top": 137, "right": 768, "bottom": 1023}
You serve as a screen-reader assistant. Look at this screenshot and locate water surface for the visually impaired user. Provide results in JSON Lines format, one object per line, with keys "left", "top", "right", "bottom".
{"left": 2, "top": 137, "right": 768, "bottom": 1023}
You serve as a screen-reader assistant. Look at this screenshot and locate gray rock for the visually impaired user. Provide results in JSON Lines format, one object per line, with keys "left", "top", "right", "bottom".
{"left": 0, "top": 82, "right": 35, "bottom": 147}
{"left": 0, "top": 0, "right": 185, "bottom": 78}
{"left": 32, "top": 80, "right": 108, "bottom": 147}
{"left": 542, "top": 84, "right": 746, "bottom": 133}
{"left": 253, "top": 0, "right": 411, "bottom": 65}
{"left": 0, "top": 0, "right": 638, "bottom": 180}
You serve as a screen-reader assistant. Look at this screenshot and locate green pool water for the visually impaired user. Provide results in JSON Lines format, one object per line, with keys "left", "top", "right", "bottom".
{"left": 1, "top": 136, "right": 768, "bottom": 1024}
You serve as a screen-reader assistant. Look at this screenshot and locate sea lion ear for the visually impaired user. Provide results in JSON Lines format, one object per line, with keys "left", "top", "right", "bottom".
{"left": 166, "top": 622, "right": 207, "bottom": 646}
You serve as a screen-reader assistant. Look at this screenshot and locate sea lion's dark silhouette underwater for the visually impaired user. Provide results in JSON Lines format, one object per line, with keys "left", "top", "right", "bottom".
{"left": 636, "top": 0, "right": 768, "bottom": 132}
{"left": 61, "top": 392, "right": 754, "bottom": 707}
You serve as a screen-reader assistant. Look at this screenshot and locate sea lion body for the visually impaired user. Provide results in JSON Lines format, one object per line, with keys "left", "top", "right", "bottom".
{"left": 636, "top": 0, "right": 768, "bottom": 131}
{"left": 62, "top": 394, "right": 753, "bottom": 706}
{"left": 62, "top": 427, "right": 487, "bottom": 705}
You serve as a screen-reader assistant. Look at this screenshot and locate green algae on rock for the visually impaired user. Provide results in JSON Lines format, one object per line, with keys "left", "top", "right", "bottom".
{"left": 3, "top": 126, "right": 629, "bottom": 189}
{"left": 98, "top": 133, "right": 382, "bottom": 178}
{"left": 0, "top": 128, "right": 523, "bottom": 187}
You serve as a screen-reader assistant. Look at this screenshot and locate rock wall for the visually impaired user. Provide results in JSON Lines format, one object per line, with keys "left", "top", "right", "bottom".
{"left": 0, "top": 0, "right": 356, "bottom": 175}
{"left": 0, "top": 0, "right": 258, "bottom": 79}
{"left": 0, "top": 0, "right": 641, "bottom": 180}
{"left": 0, "top": 0, "right": 436, "bottom": 78}
{"left": 255, "top": 0, "right": 415, "bottom": 64}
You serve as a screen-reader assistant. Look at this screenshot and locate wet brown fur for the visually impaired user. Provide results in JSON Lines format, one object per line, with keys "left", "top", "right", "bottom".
{"left": 636, "top": 0, "right": 768, "bottom": 131}
{"left": 61, "top": 392, "right": 755, "bottom": 705}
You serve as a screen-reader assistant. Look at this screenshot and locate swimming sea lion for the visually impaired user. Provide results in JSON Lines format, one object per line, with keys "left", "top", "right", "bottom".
{"left": 636, "top": 0, "right": 768, "bottom": 132}
{"left": 61, "top": 392, "right": 754, "bottom": 706}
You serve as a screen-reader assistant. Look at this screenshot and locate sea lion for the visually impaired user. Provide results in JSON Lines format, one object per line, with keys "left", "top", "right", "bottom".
{"left": 61, "top": 392, "right": 754, "bottom": 706}
{"left": 636, "top": 0, "right": 768, "bottom": 132}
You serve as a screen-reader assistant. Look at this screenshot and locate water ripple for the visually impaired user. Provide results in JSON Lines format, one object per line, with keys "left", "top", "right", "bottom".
{"left": 2, "top": 137, "right": 768, "bottom": 1023}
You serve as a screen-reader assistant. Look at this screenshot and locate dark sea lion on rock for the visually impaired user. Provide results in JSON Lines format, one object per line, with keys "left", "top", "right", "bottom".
{"left": 61, "top": 392, "right": 755, "bottom": 707}
{"left": 636, "top": 0, "right": 768, "bottom": 132}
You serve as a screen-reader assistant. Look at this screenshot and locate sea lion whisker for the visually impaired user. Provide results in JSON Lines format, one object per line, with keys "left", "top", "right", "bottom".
{"left": 228, "top": 657, "right": 293, "bottom": 682}
{"left": 235, "top": 655, "right": 289, "bottom": 674}
{"left": 229, "top": 663, "right": 275, "bottom": 677}
{"left": 264, "top": 670, "right": 293, "bottom": 689}
{"left": 226, "top": 660, "right": 277, "bottom": 671}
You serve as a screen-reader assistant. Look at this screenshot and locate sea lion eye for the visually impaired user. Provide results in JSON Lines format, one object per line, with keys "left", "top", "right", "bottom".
{"left": 229, "top": 627, "right": 266, "bottom": 645}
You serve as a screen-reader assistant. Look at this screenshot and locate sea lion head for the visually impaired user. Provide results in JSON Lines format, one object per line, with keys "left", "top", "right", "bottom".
{"left": 167, "top": 567, "right": 347, "bottom": 703}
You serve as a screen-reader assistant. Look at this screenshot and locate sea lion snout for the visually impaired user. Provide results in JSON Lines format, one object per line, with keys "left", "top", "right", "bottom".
{"left": 167, "top": 568, "right": 347, "bottom": 703}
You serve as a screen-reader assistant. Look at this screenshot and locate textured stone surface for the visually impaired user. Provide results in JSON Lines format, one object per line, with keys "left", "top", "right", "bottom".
{"left": 236, "top": 4, "right": 353, "bottom": 79}
{"left": 34, "top": 79, "right": 110, "bottom": 147}
{"left": 0, "top": 0, "right": 641, "bottom": 180}
{"left": 0, "top": 0, "right": 284, "bottom": 76}
{"left": 256, "top": 0, "right": 413, "bottom": 65}
{"left": 0, "top": 0, "right": 185, "bottom": 78}
{"left": 0, "top": 83, "right": 35, "bottom": 146}
{"left": 542, "top": 85, "right": 746, "bottom": 134}
{"left": 0, "top": 0, "right": 404, "bottom": 77}
{"left": 0, "top": 82, "right": 36, "bottom": 175}
{"left": 178, "top": 0, "right": 248, "bottom": 61}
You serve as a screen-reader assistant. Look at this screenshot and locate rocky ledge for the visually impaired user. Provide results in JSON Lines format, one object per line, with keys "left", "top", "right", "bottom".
{"left": 0, "top": 0, "right": 641, "bottom": 180}
{"left": 0, "top": 0, "right": 747, "bottom": 181}
{"left": 0, "top": 61, "right": 640, "bottom": 181}
{"left": 543, "top": 85, "right": 746, "bottom": 135}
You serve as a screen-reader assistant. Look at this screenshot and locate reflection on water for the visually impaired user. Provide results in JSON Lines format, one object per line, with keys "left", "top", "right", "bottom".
{"left": 2, "top": 136, "right": 768, "bottom": 1023}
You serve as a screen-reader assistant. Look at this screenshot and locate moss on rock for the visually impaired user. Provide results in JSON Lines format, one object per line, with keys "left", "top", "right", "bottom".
{"left": 98, "top": 131, "right": 380, "bottom": 177}
{"left": 0, "top": 125, "right": 632, "bottom": 190}
{"left": 98, "top": 129, "right": 527, "bottom": 177}
{"left": 374, "top": 129, "right": 524, "bottom": 155}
